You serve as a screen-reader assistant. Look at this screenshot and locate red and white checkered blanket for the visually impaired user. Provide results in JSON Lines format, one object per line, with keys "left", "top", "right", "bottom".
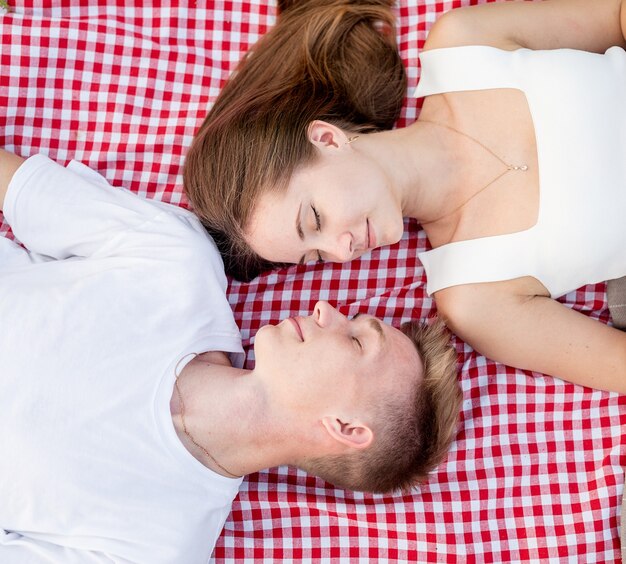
{"left": 2, "top": 1, "right": 624, "bottom": 561}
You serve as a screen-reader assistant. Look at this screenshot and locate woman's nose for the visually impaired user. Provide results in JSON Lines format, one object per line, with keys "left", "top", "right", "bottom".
{"left": 322, "top": 231, "right": 353, "bottom": 262}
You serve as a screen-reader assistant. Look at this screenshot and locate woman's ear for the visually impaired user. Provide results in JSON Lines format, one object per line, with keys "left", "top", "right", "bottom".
{"left": 307, "top": 121, "right": 350, "bottom": 151}
{"left": 321, "top": 416, "right": 373, "bottom": 450}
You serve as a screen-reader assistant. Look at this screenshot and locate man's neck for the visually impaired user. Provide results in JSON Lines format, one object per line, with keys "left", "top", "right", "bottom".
{"left": 169, "top": 356, "right": 291, "bottom": 478}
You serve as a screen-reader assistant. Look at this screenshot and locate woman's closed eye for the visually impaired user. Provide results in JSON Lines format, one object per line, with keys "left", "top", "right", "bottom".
{"left": 311, "top": 204, "right": 323, "bottom": 262}
{"left": 311, "top": 204, "right": 321, "bottom": 231}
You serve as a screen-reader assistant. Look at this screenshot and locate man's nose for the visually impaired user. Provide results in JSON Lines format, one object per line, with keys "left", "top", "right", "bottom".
{"left": 313, "top": 301, "right": 347, "bottom": 328}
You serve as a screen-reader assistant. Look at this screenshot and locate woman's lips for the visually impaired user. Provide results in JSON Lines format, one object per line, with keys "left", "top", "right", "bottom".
{"left": 367, "top": 219, "right": 376, "bottom": 249}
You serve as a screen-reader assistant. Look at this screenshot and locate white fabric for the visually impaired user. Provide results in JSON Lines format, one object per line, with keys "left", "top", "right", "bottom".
{"left": 415, "top": 45, "right": 626, "bottom": 298}
{"left": 0, "top": 155, "right": 244, "bottom": 563}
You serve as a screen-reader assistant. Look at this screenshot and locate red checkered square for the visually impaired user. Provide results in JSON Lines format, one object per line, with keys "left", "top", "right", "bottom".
{"left": 1, "top": 1, "right": 624, "bottom": 562}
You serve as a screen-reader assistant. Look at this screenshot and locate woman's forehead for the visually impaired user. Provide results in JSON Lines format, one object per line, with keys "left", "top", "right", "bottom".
{"left": 244, "top": 189, "right": 303, "bottom": 262}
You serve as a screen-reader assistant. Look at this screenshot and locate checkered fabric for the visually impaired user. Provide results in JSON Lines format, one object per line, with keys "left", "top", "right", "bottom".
{"left": 1, "top": 1, "right": 624, "bottom": 562}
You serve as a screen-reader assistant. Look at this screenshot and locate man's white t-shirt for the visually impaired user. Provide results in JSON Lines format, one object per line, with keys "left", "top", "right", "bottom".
{"left": 0, "top": 155, "right": 244, "bottom": 563}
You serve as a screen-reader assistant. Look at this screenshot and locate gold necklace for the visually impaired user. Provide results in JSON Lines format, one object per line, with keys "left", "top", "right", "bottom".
{"left": 419, "top": 119, "right": 529, "bottom": 224}
{"left": 174, "top": 376, "right": 241, "bottom": 479}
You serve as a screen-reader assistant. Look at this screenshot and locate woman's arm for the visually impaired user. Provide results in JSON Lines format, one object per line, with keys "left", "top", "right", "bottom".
{"left": 0, "top": 149, "right": 25, "bottom": 211}
{"left": 436, "top": 280, "right": 626, "bottom": 394}
{"left": 425, "top": 0, "right": 626, "bottom": 53}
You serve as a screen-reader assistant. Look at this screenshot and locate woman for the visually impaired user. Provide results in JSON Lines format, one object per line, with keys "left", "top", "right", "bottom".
{"left": 184, "top": 0, "right": 626, "bottom": 392}
{"left": 185, "top": 0, "right": 407, "bottom": 278}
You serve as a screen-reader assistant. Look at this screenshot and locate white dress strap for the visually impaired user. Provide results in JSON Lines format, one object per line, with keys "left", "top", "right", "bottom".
{"left": 418, "top": 230, "right": 539, "bottom": 296}
{"left": 414, "top": 46, "right": 523, "bottom": 98}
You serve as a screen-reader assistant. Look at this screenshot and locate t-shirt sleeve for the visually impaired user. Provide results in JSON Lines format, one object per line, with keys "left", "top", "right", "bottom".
{"left": 0, "top": 530, "right": 122, "bottom": 563}
{"left": 3, "top": 154, "right": 170, "bottom": 260}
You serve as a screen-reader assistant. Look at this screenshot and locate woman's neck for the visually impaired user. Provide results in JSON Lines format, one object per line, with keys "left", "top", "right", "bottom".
{"left": 393, "top": 111, "right": 505, "bottom": 247}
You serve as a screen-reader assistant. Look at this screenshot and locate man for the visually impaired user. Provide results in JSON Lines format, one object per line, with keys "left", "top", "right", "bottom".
{"left": 0, "top": 150, "right": 461, "bottom": 563}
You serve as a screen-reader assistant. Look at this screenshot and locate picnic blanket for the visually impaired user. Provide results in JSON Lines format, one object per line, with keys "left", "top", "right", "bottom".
{"left": 1, "top": 1, "right": 624, "bottom": 561}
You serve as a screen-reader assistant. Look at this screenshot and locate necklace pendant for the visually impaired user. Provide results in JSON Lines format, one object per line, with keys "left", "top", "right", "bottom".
{"left": 509, "top": 164, "right": 528, "bottom": 171}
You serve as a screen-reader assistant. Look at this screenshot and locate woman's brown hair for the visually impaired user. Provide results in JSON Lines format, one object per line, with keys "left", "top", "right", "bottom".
{"left": 183, "top": 0, "right": 406, "bottom": 280}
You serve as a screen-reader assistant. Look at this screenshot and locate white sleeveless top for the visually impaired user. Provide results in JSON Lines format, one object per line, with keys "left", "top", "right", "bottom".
{"left": 415, "top": 46, "right": 626, "bottom": 298}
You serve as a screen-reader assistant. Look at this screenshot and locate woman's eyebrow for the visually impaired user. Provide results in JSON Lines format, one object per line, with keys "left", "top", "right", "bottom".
{"left": 296, "top": 202, "right": 304, "bottom": 240}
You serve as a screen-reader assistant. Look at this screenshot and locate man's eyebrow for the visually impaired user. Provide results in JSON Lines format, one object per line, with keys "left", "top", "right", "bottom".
{"left": 353, "top": 313, "right": 385, "bottom": 345}
{"left": 368, "top": 318, "right": 385, "bottom": 344}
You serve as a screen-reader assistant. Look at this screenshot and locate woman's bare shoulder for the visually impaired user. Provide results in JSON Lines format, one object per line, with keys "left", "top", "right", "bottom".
{"left": 423, "top": 4, "right": 521, "bottom": 52}
{"left": 424, "top": 0, "right": 626, "bottom": 54}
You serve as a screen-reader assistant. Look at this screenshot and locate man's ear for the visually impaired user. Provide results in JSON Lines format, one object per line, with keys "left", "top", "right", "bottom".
{"left": 307, "top": 120, "right": 349, "bottom": 151}
{"left": 321, "top": 416, "right": 373, "bottom": 450}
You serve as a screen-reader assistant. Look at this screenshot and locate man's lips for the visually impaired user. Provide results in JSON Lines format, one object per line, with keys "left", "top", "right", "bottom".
{"left": 288, "top": 317, "right": 304, "bottom": 341}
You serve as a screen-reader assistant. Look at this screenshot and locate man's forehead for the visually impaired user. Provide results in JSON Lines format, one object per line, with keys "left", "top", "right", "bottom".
{"left": 384, "top": 323, "right": 424, "bottom": 378}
